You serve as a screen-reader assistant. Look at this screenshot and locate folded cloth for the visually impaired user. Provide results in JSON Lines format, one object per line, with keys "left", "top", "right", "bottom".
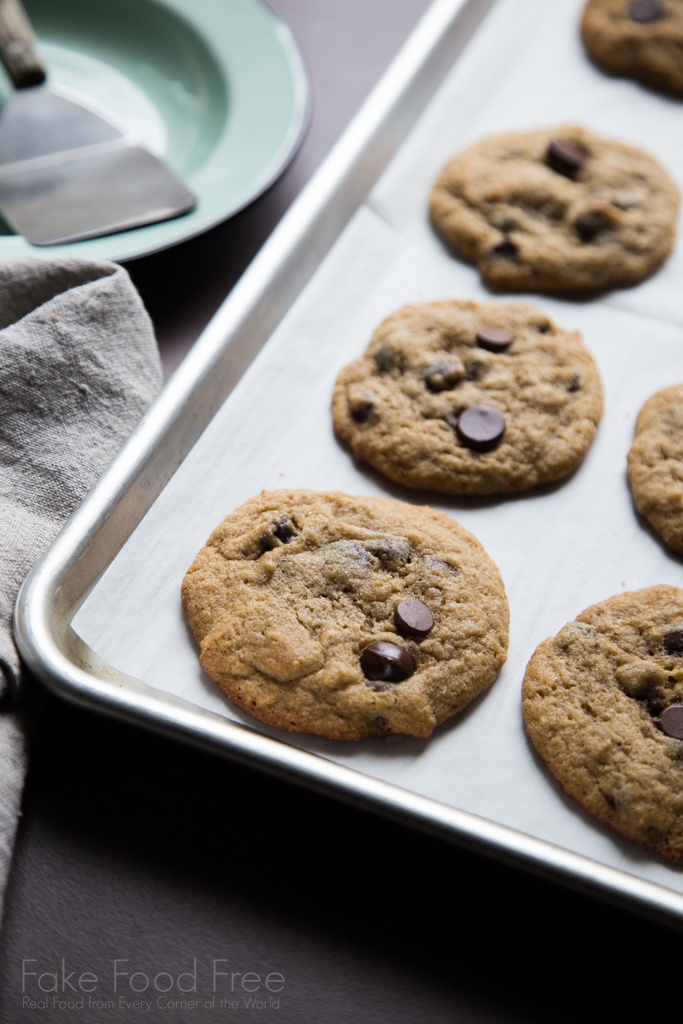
{"left": 0, "top": 257, "right": 162, "bottom": 927}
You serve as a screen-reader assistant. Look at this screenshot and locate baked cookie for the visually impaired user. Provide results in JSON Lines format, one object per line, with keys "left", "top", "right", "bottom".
{"left": 332, "top": 299, "right": 603, "bottom": 497}
{"left": 582, "top": 0, "right": 683, "bottom": 96}
{"left": 182, "top": 489, "right": 509, "bottom": 741}
{"left": 429, "top": 126, "right": 679, "bottom": 292}
{"left": 523, "top": 586, "right": 683, "bottom": 864}
{"left": 628, "top": 383, "right": 683, "bottom": 555}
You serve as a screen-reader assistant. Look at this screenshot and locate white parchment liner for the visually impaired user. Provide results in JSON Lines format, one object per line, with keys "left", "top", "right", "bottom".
{"left": 74, "top": 0, "right": 683, "bottom": 891}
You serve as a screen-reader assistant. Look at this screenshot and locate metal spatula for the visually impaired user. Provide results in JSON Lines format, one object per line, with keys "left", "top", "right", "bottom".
{"left": 0, "top": 0, "right": 196, "bottom": 245}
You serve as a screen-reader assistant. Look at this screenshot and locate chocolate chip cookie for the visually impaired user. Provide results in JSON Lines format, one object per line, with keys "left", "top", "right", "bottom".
{"left": 582, "top": 0, "right": 683, "bottom": 95}
{"left": 628, "top": 383, "right": 683, "bottom": 555}
{"left": 332, "top": 299, "right": 603, "bottom": 497}
{"left": 182, "top": 489, "right": 509, "bottom": 741}
{"left": 523, "top": 586, "right": 683, "bottom": 864}
{"left": 429, "top": 126, "right": 679, "bottom": 292}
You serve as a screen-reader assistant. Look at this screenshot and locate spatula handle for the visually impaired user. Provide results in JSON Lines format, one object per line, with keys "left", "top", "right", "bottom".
{"left": 0, "top": 0, "right": 46, "bottom": 89}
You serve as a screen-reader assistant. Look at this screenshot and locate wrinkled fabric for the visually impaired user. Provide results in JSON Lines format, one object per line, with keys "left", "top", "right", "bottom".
{"left": 0, "top": 257, "right": 162, "bottom": 926}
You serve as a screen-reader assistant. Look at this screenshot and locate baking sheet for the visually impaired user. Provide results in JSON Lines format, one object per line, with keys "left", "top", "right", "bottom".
{"left": 74, "top": 0, "right": 683, "bottom": 893}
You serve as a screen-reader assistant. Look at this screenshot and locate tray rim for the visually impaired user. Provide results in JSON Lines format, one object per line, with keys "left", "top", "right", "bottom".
{"left": 14, "top": 0, "right": 683, "bottom": 931}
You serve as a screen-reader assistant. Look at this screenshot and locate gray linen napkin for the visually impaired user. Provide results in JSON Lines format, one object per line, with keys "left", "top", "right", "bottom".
{"left": 0, "top": 256, "right": 162, "bottom": 926}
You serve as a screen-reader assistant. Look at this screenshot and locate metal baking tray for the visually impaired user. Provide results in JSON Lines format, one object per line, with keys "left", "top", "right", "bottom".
{"left": 16, "top": 0, "right": 683, "bottom": 930}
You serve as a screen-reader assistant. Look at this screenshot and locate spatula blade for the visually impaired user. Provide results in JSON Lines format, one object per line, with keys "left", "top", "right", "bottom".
{"left": 0, "top": 85, "right": 196, "bottom": 245}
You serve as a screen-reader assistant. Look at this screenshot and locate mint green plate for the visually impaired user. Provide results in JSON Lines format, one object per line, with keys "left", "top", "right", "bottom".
{"left": 0, "top": 0, "right": 310, "bottom": 261}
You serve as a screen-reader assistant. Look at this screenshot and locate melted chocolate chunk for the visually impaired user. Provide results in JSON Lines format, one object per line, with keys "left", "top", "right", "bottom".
{"left": 630, "top": 0, "right": 665, "bottom": 22}
{"left": 576, "top": 209, "right": 608, "bottom": 242}
{"left": 394, "top": 599, "right": 434, "bottom": 638}
{"left": 547, "top": 138, "right": 586, "bottom": 177}
{"left": 350, "top": 396, "right": 376, "bottom": 423}
{"left": 360, "top": 641, "right": 415, "bottom": 683}
{"left": 375, "top": 342, "right": 400, "bottom": 373}
{"left": 364, "top": 536, "right": 411, "bottom": 571}
{"left": 656, "top": 705, "right": 683, "bottom": 740}
{"left": 456, "top": 405, "right": 505, "bottom": 452}
{"left": 326, "top": 540, "right": 372, "bottom": 565}
{"left": 425, "top": 360, "right": 463, "bottom": 392}
{"left": 476, "top": 325, "right": 514, "bottom": 352}
{"left": 259, "top": 516, "right": 298, "bottom": 551}
{"left": 567, "top": 373, "right": 580, "bottom": 393}
{"left": 273, "top": 517, "right": 297, "bottom": 542}
{"left": 491, "top": 235, "right": 517, "bottom": 258}
{"left": 663, "top": 631, "right": 683, "bottom": 655}
{"left": 423, "top": 555, "right": 458, "bottom": 574}
{"left": 464, "top": 359, "right": 484, "bottom": 382}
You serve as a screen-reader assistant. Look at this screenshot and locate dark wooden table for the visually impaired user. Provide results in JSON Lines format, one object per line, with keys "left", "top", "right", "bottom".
{"left": 1, "top": 3, "right": 682, "bottom": 1022}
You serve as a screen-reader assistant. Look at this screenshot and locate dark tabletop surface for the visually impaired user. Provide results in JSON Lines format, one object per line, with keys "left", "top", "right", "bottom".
{"left": 2, "top": 2, "right": 683, "bottom": 1022}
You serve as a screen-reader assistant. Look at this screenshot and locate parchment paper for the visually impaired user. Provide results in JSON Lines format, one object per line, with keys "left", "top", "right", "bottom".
{"left": 73, "top": 0, "right": 683, "bottom": 893}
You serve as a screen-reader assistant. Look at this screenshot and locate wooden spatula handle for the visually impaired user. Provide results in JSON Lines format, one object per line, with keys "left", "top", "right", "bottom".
{"left": 0, "top": 0, "right": 46, "bottom": 88}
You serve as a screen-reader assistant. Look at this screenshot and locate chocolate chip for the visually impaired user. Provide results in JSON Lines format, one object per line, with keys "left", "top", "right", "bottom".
{"left": 491, "top": 235, "right": 517, "bottom": 258}
{"left": 456, "top": 406, "right": 505, "bottom": 451}
{"left": 259, "top": 515, "right": 298, "bottom": 550}
{"left": 663, "top": 631, "right": 683, "bottom": 654}
{"left": 360, "top": 641, "right": 415, "bottom": 683}
{"left": 394, "top": 599, "right": 434, "bottom": 638}
{"left": 476, "top": 325, "right": 514, "bottom": 352}
{"left": 575, "top": 209, "right": 608, "bottom": 242}
{"left": 425, "top": 360, "right": 463, "bottom": 392}
{"left": 547, "top": 138, "right": 586, "bottom": 177}
{"left": 567, "top": 373, "right": 580, "bottom": 393}
{"left": 630, "top": 0, "right": 665, "bottom": 22}
{"left": 656, "top": 705, "right": 683, "bottom": 740}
